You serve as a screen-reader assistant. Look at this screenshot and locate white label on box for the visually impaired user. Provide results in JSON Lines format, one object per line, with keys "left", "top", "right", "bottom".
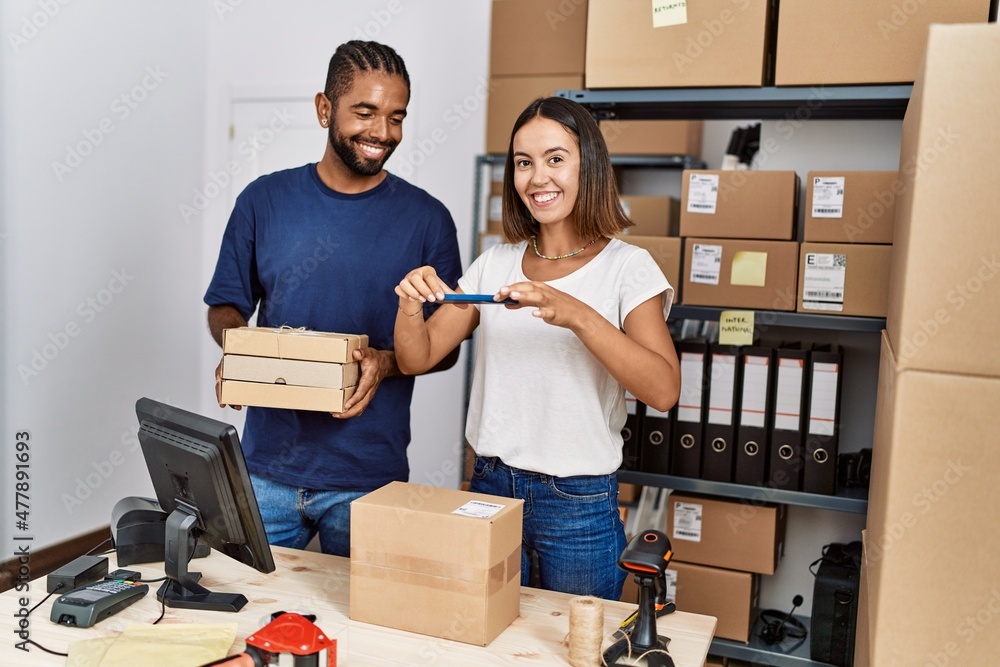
{"left": 686, "top": 173, "right": 719, "bottom": 215}
{"left": 672, "top": 502, "right": 703, "bottom": 542}
{"left": 812, "top": 176, "right": 845, "bottom": 218}
{"left": 452, "top": 500, "right": 505, "bottom": 519}
{"left": 808, "top": 362, "right": 839, "bottom": 436}
{"left": 740, "top": 355, "right": 769, "bottom": 429}
{"left": 488, "top": 195, "right": 502, "bottom": 222}
{"left": 690, "top": 244, "right": 722, "bottom": 285}
{"left": 652, "top": 0, "right": 687, "bottom": 28}
{"left": 802, "top": 253, "right": 846, "bottom": 312}
{"left": 664, "top": 569, "right": 678, "bottom": 600}
{"left": 707, "top": 355, "right": 736, "bottom": 426}
{"left": 774, "top": 358, "right": 804, "bottom": 431}
{"left": 677, "top": 352, "right": 705, "bottom": 423}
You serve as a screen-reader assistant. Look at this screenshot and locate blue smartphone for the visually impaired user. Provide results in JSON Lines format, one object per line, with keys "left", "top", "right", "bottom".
{"left": 442, "top": 293, "right": 518, "bottom": 305}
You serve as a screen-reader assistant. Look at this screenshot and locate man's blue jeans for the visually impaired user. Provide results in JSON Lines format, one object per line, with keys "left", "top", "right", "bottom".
{"left": 470, "top": 456, "right": 627, "bottom": 600}
{"left": 250, "top": 474, "right": 367, "bottom": 557}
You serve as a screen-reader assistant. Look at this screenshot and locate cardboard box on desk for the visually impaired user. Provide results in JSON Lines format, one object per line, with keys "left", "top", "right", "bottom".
{"left": 680, "top": 170, "right": 798, "bottom": 241}
{"left": 804, "top": 171, "right": 899, "bottom": 245}
{"left": 775, "top": 0, "right": 992, "bottom": 85}
{"left": 862, "top": 331, "right": 1000, "bottom": 664}
{"left": 885, "top": 24, "right": 1000, "bottom": 378}
{"left": 666, "top": 492, "right": 786, "bottom": 575}
{"left": 222, "top": 327, "right": 368, "bottom": 364}
{"left": 682, "top": 238, "right": 799, "bottom": 311}
{"left": 797, "top": 243, "right": 891, "bottom": 318}
{"left": 617, "top": 235, "right": 682, "bottom": 304}
{"left": 586, "top": 0, "right": 772, "bottom": 88}
{"left": 350, "top": 482, "right": 523, "bottom": 646}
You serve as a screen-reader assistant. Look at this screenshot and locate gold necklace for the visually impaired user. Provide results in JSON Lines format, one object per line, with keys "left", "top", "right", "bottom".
{"left": 531, "top": 236, "right": 600, "bottom": 260}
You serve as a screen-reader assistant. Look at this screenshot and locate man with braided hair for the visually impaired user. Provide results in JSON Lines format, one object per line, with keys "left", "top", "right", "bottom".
{"left": 204, "top": 41, "right": 462, "bottom": 556}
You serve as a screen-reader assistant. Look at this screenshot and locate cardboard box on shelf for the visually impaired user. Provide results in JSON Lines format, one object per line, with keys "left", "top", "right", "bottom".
{"left": 222, "top": 327, "right": 367, "bottom": 364}
{"left": 486, "top": 74, "right": 584, "bottom": 154}
{"left": 350, "top": 482, "right": 523, "bottom": 646}
{"left": 618, "top": 482, "right": 641, "bottom": 505}
{"left": 886, "top": 24, "right": 1000, "bottom": 378}
{"left": 803, "top": 171, "right": 899, "bottom": 245}
{"left": 667, "top": 561, "right": 759, "bottom": 643}
{"left": 619, "top": 195, "right": 680, "bottom": 237}
{"left": 489, "top": 0, "right": 587, "bottom": 77}
{"left": 600, "top": 120, "right": 703, "bottom": 157}
{"left": 219, "top": 380, "right": 356, "bottom": 413}
{"left": 863, "top": 331, "right": 1000, "bottom": 664}
{"left": 586, "top": 0, "right": 772, "bottom": 88}
{"left": 797, "top": 243, "right": 892, "bottom": 318}
{"left": 680, "top": 170, "right": 798, "bottom": 241}
{"left": 617, "top": 235, "right": 682, "bottom": 304}
{"left": 222, "top": 355, "right": 360, "bottom": 389}
{"left": 681, "top": 238, "right": 799, "bottom": 312}
{"left": 775, "top": 0, "right": 992, "bottom": 85}
{"left": 666, "top": 492, "right": 786, "bottom": 575}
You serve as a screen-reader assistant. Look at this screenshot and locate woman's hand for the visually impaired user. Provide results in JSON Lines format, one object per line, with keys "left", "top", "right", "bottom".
{"left": 499, "top": 282, "right": 599, "bottom": 332}
{"left": 395, "top": 266, "right": 454, "bottom": 305}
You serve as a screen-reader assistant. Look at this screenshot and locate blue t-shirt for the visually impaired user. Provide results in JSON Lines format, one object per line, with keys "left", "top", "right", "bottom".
{"left": 204, "top": 164, "right": 461, "bottom": 491}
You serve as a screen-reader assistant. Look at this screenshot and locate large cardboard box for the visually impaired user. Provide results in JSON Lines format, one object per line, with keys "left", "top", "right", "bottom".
{"left": 221, "top": 355, "right": 360, "bottom": 389}
{"left": 486, "top": 74, "right": 583, "bottom": 154}
{"left": 797, "top": 243, "right": 891, "bottom": 318}
{"left": 618, "top": 235, "right": 682, "bottom": 304}
{"left": 886, "top": 24, "right": 1000, "bottom": 378}
{"left": 601, "top": 120, "right": 703, "bottom": 157}
{"left": 682, "top": 238, "right": 799, "bottom": 312}
{"left": 666, "top": 493, "right": 786, "bottom": 575}
{"left": 219, "top": 380, "right": 356, "bottom": 413}
{"left": 222, "top": 327, "right": 367, "bottom": 364}
{"left": 586, "top": 0, "right": 772, "bottom": 88}
{"left": 666, "top": 561, "right": 759, "bottom": 643}
{"left": 350, "top": 482, "right": 523, "bottom": 645}
{"left": 619, "top": 195, "right": 679, "bottom": 237}
{"left": 490, "top": 0, "right": 587, "bottom": 77}
{"left": 775, "top": 0, "right": 992, "bottom": 85}
{"left": 863, "top": 331, "right": 1000, "bottom": 664}
{"left": 803, "top": 171, "right": 899, "bottom": 244}
{"left": 680, "top": 170, "right": 798, "bottom": 241}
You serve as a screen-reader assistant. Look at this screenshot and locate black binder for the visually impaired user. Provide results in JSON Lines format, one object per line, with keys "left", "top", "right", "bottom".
{"left": 702, "top": 344, "right": 741, "bottom": 483}
{"left": 671, "top": 338, "right": 708, "bottom": 478}
{"left": 638, "top": 403, "right": 672, "bottom": 475}
{"left": 803, "top": 345, "right": 844, "bottom": 495}
{"left": 734, "top": 346, "right": 774, "bottom": 486}
{"left": 768, "top": 343, "right": 809, "bottom": 491}
{"left": 620, "top": 391, "right": 642, "bottom": 471}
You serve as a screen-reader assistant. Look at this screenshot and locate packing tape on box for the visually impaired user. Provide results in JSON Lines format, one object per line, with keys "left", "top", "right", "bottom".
{"left": 352, "top": 547, "right": 520, "bottom": 595}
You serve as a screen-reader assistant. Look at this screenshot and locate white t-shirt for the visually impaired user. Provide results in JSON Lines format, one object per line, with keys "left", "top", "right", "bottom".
{"left": 457, "top": 238, "right": 673, "bottom": 477}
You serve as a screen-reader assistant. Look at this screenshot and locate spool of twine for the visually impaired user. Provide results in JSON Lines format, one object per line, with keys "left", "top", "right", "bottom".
{"left": 568, "top": 595, "right": 605, "bottom": 667}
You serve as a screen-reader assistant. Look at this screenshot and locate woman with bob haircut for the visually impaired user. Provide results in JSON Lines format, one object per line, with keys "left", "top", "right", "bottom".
{"left": 393, "top": 96, "right": 680, "bottom": 599}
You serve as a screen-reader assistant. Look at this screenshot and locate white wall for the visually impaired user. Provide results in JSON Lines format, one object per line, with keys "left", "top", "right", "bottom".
{"left": 1, "top": 1, "right": 492, "bottom": 555}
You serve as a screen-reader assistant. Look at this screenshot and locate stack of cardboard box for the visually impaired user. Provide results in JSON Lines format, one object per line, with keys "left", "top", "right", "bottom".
{"left": 857, "top": 24, "right": 1000, "bottom": 666}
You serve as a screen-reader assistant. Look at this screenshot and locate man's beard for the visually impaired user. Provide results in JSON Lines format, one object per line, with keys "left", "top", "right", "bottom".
{"left": 329, "top": 126, "right": 397, "bottom": 177}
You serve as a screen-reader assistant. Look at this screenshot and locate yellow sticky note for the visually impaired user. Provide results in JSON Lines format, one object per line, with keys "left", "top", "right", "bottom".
{"left": 719, "top": 311, "right": 755, "bottom": 346}
{"left": 652, "top": 0, "right": 687, "bottom": 28}
{"left": 731, "top": 251, "right": 768, "bottom": 287}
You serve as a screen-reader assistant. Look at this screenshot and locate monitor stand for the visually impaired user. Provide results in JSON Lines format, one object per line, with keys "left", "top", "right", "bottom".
{"left": 158, "top": 503, "right": 247, "bottom": 612}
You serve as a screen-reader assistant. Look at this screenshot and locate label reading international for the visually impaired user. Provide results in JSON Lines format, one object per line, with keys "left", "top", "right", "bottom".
{"left": 686, "top": 173, "right": 719, "bottom": 214}
{"left": 672, "top": 502, "right": 703, "bottom": 542}
{"left": 453, "top": 500, "right": 505, "bottom": 519}
{"left": 690, "top": 244, "right": 722, "bottom": 285}
{"left": 812, "top": 176, "right": 845, "bottom": 218}
{"left": 652, "top": 0, "right": 687, "bottom": 28}
{"left": 802, "top": 253, "right": 847, "bottom": 311}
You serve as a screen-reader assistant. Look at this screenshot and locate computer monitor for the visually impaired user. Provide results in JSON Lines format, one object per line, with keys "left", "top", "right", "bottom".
{"left": 131, "top": 397, "right": 275, "bottom": 612}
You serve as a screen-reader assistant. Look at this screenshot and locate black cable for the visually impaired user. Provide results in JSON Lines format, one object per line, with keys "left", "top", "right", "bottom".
{"left": 23, "top": 639, "right": 68, "bottom": 657}
{"left": 84, "top": 536, "right": 114, "bottom": 556}
{"left": 758, "top": 595, "right": 807, "bottom": 644}
{"left": 25, "top": 586, "right": 62, "bottom": 617}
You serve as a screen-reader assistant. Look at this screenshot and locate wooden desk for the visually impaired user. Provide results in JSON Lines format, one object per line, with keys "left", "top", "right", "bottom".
{"left": 1, "top": 546, "right": 716, "bottom": 666}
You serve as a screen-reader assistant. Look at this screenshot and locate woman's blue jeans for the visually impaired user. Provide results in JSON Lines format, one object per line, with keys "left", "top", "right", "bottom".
{"left": 470, "top": 455, "right": 627, "bottom": 600}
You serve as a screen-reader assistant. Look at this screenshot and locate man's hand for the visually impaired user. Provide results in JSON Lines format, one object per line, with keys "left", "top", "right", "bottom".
{"left": 215, "top": 358, "right": 243, "bottom": 411}
{"left": 331, "top": 348, "right": 397, "bottom": 419}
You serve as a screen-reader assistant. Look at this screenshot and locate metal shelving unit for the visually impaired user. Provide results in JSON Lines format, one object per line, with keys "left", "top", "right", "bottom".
{"left": 556, "top": 85, "right": 913, "bottom": 121}
{"left": 670, "top": 305, "right": 885, "bottom": 334}
{"left": 711, "top": 614, "right": 837, "bottom": 667}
